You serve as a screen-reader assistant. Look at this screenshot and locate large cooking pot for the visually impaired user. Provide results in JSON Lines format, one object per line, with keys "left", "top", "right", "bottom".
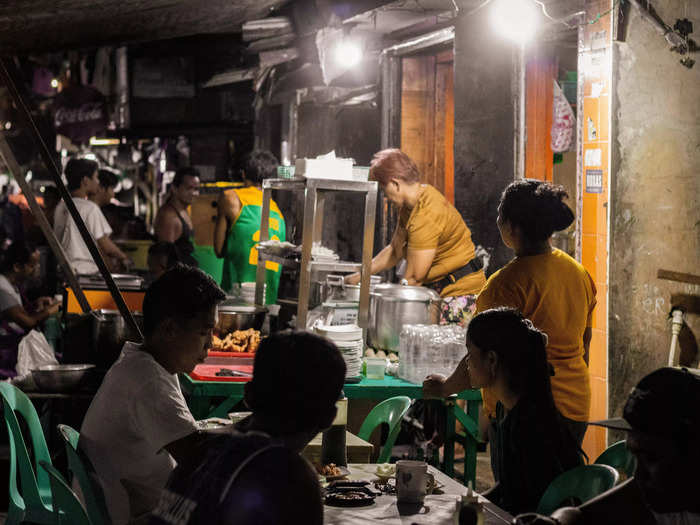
{"left": 320, "top": 274, "right": 382, "bottom": 304}
{"left": 368, "top": 284, "right": 441, "bottom": 352}
{"left": 216, "top": 305, "right": 267, "bottom": 334}
{"left": 92, "top": 309, "right": 143, "bottom": 369}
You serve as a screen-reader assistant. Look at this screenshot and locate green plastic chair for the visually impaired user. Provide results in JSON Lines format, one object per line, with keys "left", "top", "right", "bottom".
{"left": 57, "top": 424, "right": 112, "bottom": 525}
{"left": 537, "top": 464, "right": 619, "bottom": 515}
{"left": 594, "top": 440, "right": 637, "bottom": 481}
{"left": 0, "top": 382, "right": 57, "bottom": 525}
{"left": 40, "top": 461, "right": 92, "bottom": 525}
{"left": 357, "top": 396, "right": 411, "bottom": 463}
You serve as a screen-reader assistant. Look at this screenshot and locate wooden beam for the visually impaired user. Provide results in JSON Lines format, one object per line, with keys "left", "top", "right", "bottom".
{"left": 658, "top": 269, "right": 700, "bottom": 286}
{"left": 0, "top": 0, "right": 288, "bottom": 54}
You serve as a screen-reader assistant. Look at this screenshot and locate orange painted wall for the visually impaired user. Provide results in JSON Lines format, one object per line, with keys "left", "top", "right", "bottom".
{"left": 579, "top": 0, "right": 612, "bottom": 460}
{"left": 525, "top": 54, "right": 556, "bottom": 181}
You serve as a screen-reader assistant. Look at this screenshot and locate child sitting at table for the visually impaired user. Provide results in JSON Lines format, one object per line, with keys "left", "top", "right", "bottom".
{"left": 466, "top": 307, "right": 583, "bottom": 515}
{"left": 80, "top": 264, "right": 227, "bottom": 524}
{"left": 150, "top": 330, "right": 347, "bottom": 525}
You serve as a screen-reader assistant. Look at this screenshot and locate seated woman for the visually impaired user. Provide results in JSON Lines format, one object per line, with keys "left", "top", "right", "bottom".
{"left": 466, "top": 307, "right": 583, "bottom": 515}
{"left": 0, "top": 241, "right": 60, "bottom": 378}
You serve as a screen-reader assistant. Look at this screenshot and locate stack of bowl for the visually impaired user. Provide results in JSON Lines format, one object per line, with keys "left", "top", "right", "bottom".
{"left": 314, "top": 324, "right": 363, "bottom": 380}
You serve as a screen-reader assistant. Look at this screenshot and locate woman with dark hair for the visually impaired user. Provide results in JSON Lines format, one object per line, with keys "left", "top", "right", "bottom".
{"left": 346, "top": 149, "right": 485, "bottom": 325}
{"left": 466, "top": 307, "right": 583, "bottom": 515}
{"left": 425, "top": 180, "right": 596, "bottom": 444}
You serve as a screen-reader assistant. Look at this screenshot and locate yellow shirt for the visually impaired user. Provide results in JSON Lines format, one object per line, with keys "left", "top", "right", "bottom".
{"left": 476, "top": 249, "right": 596, "bottom": 422}
{"left": 395, "top": 185, "right": 485, "bottom": 297}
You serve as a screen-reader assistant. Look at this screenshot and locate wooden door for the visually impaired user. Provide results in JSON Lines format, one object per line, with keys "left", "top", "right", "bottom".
{"left": 400, "top": 48, "right": 455, "bottom": 203}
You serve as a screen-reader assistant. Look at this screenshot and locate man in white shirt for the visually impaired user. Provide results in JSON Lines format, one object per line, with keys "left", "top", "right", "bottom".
{"left": 53, "top": 158, "right": 130, "bottom": 274}
{"left": 79, "top": 264, "right": 226, "bottom": 524}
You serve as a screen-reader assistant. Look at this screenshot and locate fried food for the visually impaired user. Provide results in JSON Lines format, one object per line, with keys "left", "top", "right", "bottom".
{"left": 211, "top": 329, "right": 261, "bottom": 353}
{"left": 317, "top": 463, "right": 343, "bottom": 477}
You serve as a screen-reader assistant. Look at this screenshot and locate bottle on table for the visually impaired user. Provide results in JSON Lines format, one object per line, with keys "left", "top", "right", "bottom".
{"left": 321, "top": 395, "right": 348, "bottom": 467}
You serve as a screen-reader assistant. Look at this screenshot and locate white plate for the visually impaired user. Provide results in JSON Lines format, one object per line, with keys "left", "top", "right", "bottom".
{"left": 315, "top": 324, "right": 363, "bottom": 341}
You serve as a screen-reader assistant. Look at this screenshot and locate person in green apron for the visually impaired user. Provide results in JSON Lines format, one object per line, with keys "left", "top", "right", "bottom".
{"left": 214, "top": 151, "right": 286, "bottom": 304}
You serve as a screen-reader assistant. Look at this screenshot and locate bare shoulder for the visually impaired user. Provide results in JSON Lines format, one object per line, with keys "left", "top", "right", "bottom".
{"left": 218, "top": 189, "right": 241, "bottom": 217}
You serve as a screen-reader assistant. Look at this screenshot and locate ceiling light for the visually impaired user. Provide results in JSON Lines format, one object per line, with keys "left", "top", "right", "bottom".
{"left": 334, "top": 40, "right": 362, "bottom": 67}
{"left": 491, "top": 0, "right": 540, "bottom": 43}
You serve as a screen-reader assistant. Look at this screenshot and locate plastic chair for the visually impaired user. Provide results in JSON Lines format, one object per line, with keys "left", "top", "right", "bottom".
{"left": 40, "top": 461, "right": 92, "bottom": 525}
{"left": 57, "top": 424, "right": 112, "bottom": 525}
{"left": 357, "top": 396, "right": 412, "bottom": 463}
{"left": 537, "top": 464, "right": 619, "bottom": 515}
{"left": 0, "top": 382, "right": 57, "bottom": 525}
{"left": 594, "top": 440, "right": 637, "bottom": 481}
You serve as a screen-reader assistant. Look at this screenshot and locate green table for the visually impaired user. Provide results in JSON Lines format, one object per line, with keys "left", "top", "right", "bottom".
{"left": 179, "top": 373, "right": 482, "bottom": 485}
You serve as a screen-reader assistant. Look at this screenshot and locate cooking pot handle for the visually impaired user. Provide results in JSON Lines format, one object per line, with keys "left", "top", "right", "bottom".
{"left": 326, "top": 274, "right": 346, "bottom": 289}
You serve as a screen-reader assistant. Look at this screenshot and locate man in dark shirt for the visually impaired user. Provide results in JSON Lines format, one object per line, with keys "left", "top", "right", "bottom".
{"left": 150, "top": 330, "right": 346, "bottom": 525}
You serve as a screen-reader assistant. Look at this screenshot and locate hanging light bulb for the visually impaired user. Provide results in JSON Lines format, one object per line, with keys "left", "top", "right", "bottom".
{"left": 334, "top": 40, "right": 362, "bottom": 67}
{"left": 491, "top": 0, "right": 540, "bottom": 43}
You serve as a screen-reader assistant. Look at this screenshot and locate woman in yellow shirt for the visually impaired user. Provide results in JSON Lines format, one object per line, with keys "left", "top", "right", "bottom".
{"left": 424, "top": 180, "right": 596, "bottom": 444}
{"left": 346, "top": 149, "right": 485, "bottom": 325}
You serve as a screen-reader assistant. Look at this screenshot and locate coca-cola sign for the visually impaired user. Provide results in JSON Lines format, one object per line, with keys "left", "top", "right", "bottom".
{"left": 53, "top": 85, "right": 107, "bottom": 145}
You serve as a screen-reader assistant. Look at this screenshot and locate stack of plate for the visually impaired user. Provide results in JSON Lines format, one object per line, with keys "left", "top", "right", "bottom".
{"left": 314, "top": 324, "right": 364, "bottom": 380}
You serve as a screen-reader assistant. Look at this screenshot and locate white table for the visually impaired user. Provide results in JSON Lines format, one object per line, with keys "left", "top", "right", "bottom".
{"left": 324, "top": 464, "right": 513, "bottom": 525}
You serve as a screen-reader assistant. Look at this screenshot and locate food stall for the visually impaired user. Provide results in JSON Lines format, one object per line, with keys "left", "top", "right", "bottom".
{"left": 181, "top": 162, "right": 484, "bottom": 486}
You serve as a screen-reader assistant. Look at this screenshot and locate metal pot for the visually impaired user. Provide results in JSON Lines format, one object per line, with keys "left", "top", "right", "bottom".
{"left": 216, "top": 305, "right": 267, "bottom": 334}
{"left": 368, "top": 284, "right": 441, "bottom": 352}
{"left": 31, "top": 364, "right": 95, "bottom": 393}
{"left": 320, "top": 274, "right": 382, "bottom": 304}
{"left": 91, "top": 309, "right": 144, "bottom": 369}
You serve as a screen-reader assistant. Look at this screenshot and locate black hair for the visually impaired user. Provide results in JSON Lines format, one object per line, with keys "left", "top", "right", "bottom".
{"left": 148, "top": 241, "right": 181, "bottom": 269}
{"left": 242, "top": 150, "right": 278, "bottom": 185}
{"left": 142, "top": 264, "right": 225, "bottom": 338}
{"left": 467, "top": 307, "right": 583, "bottom": 458}
{"left": 499, "top": 180, "right": 575, "bottom": 243}
{"left": 0, "top": 240, "right": 37, "bottom": 274}
{"left": 65, "top": 158, "right": 98, "bottom": 191}
{"left": 172, "top": 167, "right": 200, "bottom": 188}
{"left": 248, "top": 330, "right": 346, "bottom": 434}
{"left": 97, "top": 169, "right": 119, "bottom": 190}
{"left": 42, "top": 185, "right": 60, "bottom": 206}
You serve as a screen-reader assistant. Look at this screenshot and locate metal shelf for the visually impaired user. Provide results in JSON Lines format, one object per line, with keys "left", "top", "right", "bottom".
{"left": 256, "top": 172, "right": 378, "bottom": 330}
{"left": 259, "top": 253, "right": 361, "bottom": 273}
{"left": 263, "top": 177, "right": 378, "bottom": 193}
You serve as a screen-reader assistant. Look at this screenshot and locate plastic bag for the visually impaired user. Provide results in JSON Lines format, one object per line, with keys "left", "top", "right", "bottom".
{"left": 16, "top": 329, "right": 58, "bottom": 377}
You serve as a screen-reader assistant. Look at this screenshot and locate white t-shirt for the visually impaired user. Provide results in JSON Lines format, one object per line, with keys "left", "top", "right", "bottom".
{"left": 53, "top": 197, "right": 112, "bottom": 275}
{"left": 0, "top": 274, "right": 23, "bottom": 335}
{"left": 80, "top": 342, "right": 198, "bottom": 525}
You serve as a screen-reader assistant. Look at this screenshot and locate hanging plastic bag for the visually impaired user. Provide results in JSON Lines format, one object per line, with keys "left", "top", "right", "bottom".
{"left": 15, "top": 329, "right": 58, "bottom": 378}
{"left": 551, "top": 79, "right": 576, "bottom": 153}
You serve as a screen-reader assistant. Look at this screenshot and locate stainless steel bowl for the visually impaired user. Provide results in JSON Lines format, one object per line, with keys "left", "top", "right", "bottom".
{"left": 31, "top": 364, "right": 96, "bottom": 393}
{"left": 216, "top": 305, "right": 267, "bottom": 334}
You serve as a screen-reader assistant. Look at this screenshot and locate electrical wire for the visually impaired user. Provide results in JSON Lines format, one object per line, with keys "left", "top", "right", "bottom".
{"left": 532, "top": 0, "right": 577, "bottom": 28}
{"left": 587, "top": 0, "right": 620, "bottom": 25}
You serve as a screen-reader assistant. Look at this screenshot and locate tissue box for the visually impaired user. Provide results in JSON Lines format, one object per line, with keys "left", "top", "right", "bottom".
{"left": 295, "top": 157, "right": 353, "bottom": 179}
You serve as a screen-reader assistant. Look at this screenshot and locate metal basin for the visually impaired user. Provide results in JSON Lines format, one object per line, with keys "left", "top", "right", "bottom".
{"left": 216, "top": 305, "right": 267, "bottom": 334}
{"left": 31, "top": 364, "right": 95, "bottom": 393}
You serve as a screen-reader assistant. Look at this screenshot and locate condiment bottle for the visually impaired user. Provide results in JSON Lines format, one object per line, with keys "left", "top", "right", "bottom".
{"left": 455, "top": 482, "right": 484, "bottom": 525}
{"left": 321, "top": 395, "right": 347, "bottom": 467}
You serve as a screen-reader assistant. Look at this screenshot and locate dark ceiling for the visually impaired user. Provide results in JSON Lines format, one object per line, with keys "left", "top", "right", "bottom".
{"left": 0, "top": 0, "right": 586, "bottom": 56}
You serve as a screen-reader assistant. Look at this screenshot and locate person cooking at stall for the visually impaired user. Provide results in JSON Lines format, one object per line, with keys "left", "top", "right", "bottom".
{"left": 0, "top": 241, "right": 60, "bottom": 378}
{"left": 53, "top": 158, "right": 131, "bottom": 274}
{"left": 346, "top": 149, "right": 485, "bottom": 325}
{"left": 424, "top": 180, "right": 596, "bottom": 445}
{"left": 214, "top": 150, "right": 286, "bottom": 305}
{"left": 153, "top": 167, "right": 200, "bottom": 268}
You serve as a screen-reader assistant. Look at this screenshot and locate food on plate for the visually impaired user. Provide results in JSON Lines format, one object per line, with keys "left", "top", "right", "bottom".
{"left": 388, "top": 352, "right": 399, "bottom": 363}
{"left": 375, "top": 350, "right": 387, "bottom": 359}
{"left": 211, "top": 329, "right": 261, "bottom": 353}
{"left": 317, "top": 463, "right": 343, "bottom": 477}
{"left": 364, "top": 348, "right": 376, "bottom": 358}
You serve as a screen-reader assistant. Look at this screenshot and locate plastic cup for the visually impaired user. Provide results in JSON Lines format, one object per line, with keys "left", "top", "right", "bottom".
{"left": 365, "top": 358, "right": 386, "bottom": 380}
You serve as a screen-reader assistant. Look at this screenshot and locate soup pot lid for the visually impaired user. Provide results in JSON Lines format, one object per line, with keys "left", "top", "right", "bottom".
{"left": 370, "top": 284, "right": 440, "bottom": 302}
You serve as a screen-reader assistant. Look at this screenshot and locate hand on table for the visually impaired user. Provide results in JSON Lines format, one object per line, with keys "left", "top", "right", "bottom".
{"left": 422, "top": 374, "right": 448, "bottom": 398}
